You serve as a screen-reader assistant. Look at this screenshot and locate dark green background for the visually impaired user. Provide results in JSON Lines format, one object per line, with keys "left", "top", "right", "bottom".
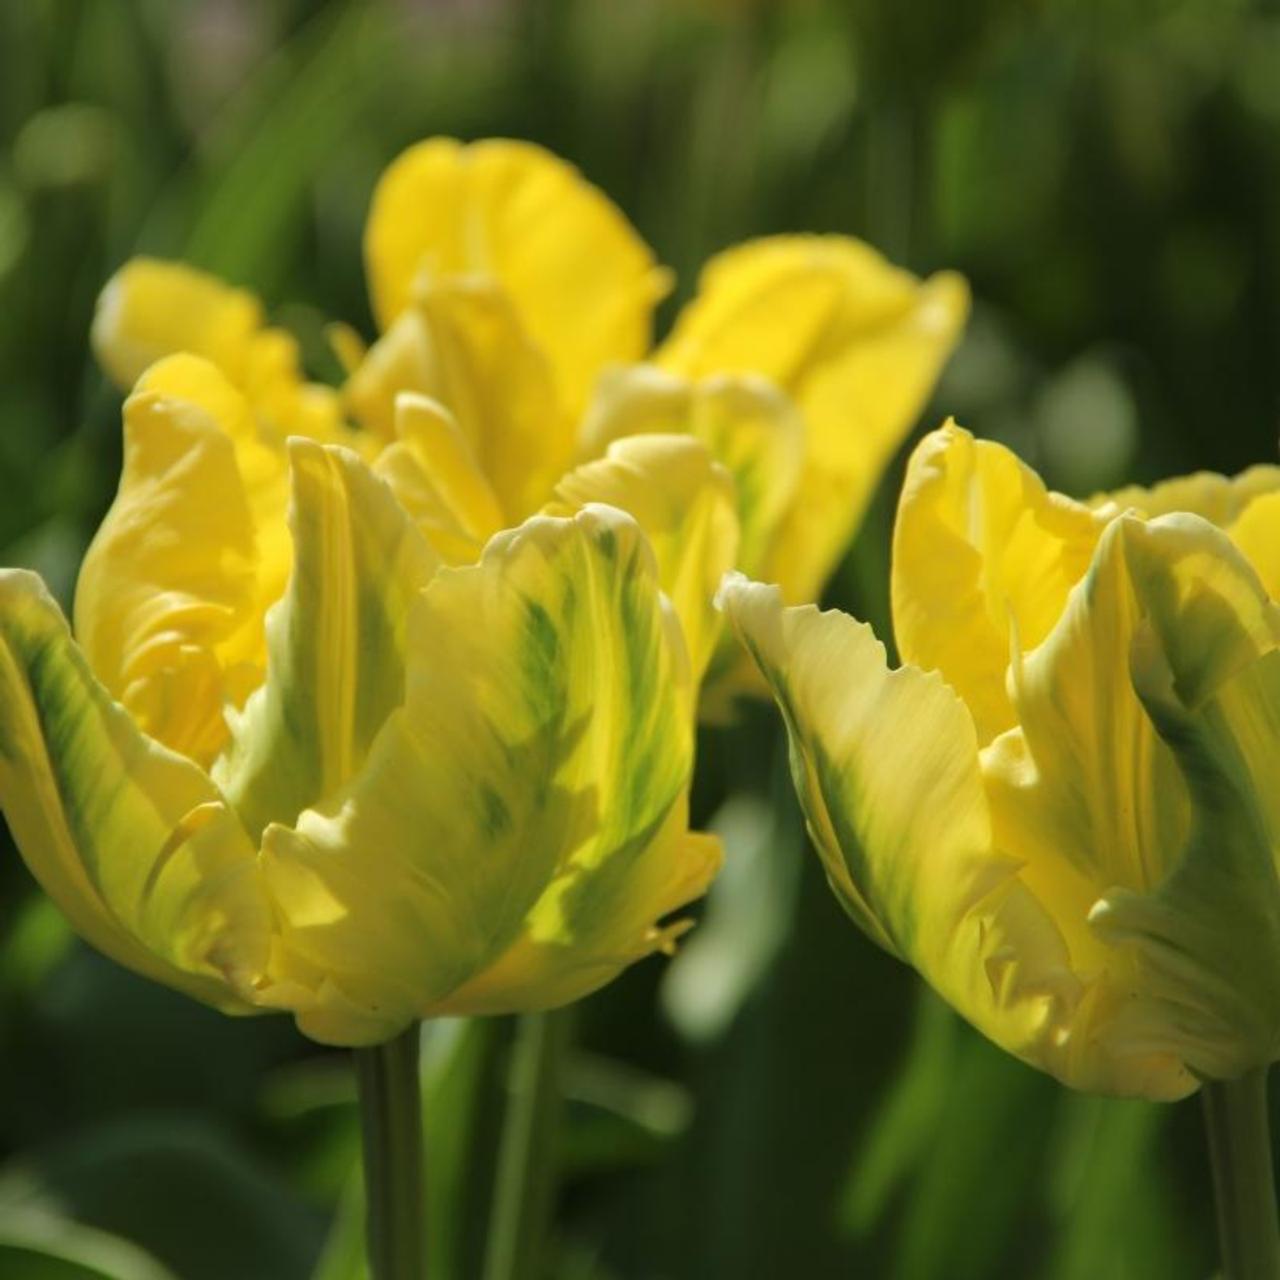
{"left": 0, "top": 1, "right": 1275, "bottom": 1276}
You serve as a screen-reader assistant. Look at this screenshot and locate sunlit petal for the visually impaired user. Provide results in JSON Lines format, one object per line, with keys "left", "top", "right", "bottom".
{"left": 74, "top": 356, "right": 292, "bottom": 763}
{"left": 721, "top": 573, "right": 1195, "bottom": 1099}
{"left": 661, "top": 236, "right": 968, "bottom": 604}
{"left": 364, "top": 137, "right": 669, "bottom": 417}
{"left": 551, "top": 434, "right": 739, "bottom": 683}
{"left": 892, "top": 422, "right": 1109, "bottom": 744}
{"left": 214, "top": 440, "right": 439, "bottom": 839}
{"left": 92, "top": 257, "right": 345, "bottom": 440}
{"left": 257, "top": 506, "right": 698, "bottom": 1044}
{"left": 0, "top": 570, "right": 266, "bottom": 1011}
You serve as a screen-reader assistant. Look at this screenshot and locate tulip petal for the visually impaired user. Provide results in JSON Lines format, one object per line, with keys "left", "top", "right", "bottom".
{"left": 578, "top": 364, "right": 805, "bottom": 579}
{"left": 550, "top": 435, "right": 739, "bottom": 684}
{"left": 364, "top": 137, "right": 669, "bottom": 416}
{"left": 892, "top": 423, "right": 1109, "bottom": 744}
{"left": 214, "top": 440, "right": 439, "bottom": 838}
{"left": 257, "top": 505, "right": 698, "bottom": 1044}
{"left": 93, "top": 258, "right": 262, "bottom": 391}
{"left": 575, "top": 364, "right": 805, "bottom": 711}
{"left": 373, "top": 393, "right": 504, "bottom": 564}
{"left": 982, "top": 516, "right": 1189, "bottom": 909}
{"left": 434, "top": 804, "right": 721, "bottom": 1016}
{"left": 982, "top": 513, "right": 1280, "bottom": 1084}
{"left": 1087, "top": 515, "right": 1280, "bottom": 1078}
{"left": 0, "top": 570, "right": 265, "bottom": 1011}
{"left": 74, "top": 356, "right": 292, "bottom": 764}
{"left": 346, "top": 280, "right": 573, "bottom": 521}
{"left": 1227, "top": 489, "right": 1280, "bottom": 601}
{"left": 92, "top": 257, "right": 344, "bottom": 439}
{"left": 1101, "top": 464, "right": 1280, "bottom": 525}
{"left": 719, "top": 574, "right": 1195, "bottom": 1099}
{"left": 660, "top": 236, "right": 968, "bottom": 604}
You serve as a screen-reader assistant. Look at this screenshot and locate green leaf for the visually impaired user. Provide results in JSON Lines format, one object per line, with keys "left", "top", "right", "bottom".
{"left": 838, "top": 990, "right": 959, "bottom": 1236}
{"left": 0, "top": 1115, "right": 324, "bottom": 1280}
{"left": 559, "top": 1052, "right": 693, "bottom": 1174}
{"left": 0, "top": 1207, "right": 177, "bottom": 1280}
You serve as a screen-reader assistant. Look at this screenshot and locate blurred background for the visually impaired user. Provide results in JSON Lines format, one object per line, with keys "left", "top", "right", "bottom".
{"left": 1, "top": 0, "right": 1277, "bottom": 1276}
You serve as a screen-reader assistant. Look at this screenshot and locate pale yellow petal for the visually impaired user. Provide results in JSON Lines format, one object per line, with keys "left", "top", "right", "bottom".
{"left": 718, "top": 574, "right": 1191, "bottom": 1098}
{"left": 990, "top": 513, "right": 1280, "bottom": 1080}
{"left": 92, "top": 257, "right": 262, "bottom": 391}
{"left": 1100, "top": 464, "right": 1280, "bottom": 525}
{"left": 575, "top": 363, "right": 803, "bottom": 710}
{"left": 0, "top": 570, "right": 266, "bottom": 1011}
{"left": 214, "top": 440, "right": 439, "bottom": 839}
{"left": 891, "top": 422, "right": 1109, "bottom": 744}
{"left": 982, "top": 516, "right": 1189, "bottom": 913}
{"left": 551, "top": 434, "right": 739, "bottom": 684}
{"left": 256, "top": 506, "right": 699, "bottom": 1044}
{"left": 578, "top": 363, "right": 804, "bottom": 579}
{"left": 435, "top": 808, "right": 721, "bottom": 1016}
{"left": 1098, "top": 531, "right": 1280, "bottom": 1079}
{"left": 364, "top": 137, "right": 669, "bottom": 417}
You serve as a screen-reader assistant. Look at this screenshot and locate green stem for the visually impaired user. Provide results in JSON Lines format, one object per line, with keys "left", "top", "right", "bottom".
{"left": 1202, "top": 1067, "right": 1280, "bottom": 1280}
{"left": 483, "top": 1009, "right": 571, "bottom": 1280}
{"left": 355, "top": 1024, "right": 427, "bottom": 1280}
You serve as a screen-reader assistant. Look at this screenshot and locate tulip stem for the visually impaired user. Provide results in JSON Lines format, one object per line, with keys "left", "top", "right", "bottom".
{"left": 1203, "top": 1067, "right": 1280, "bottom": 1280}
{"left": 483, "top": 1009, "right": 571, "bottom": 1280}
{"left": 355, "top": 1024, "right": 427, "bottom": 1280}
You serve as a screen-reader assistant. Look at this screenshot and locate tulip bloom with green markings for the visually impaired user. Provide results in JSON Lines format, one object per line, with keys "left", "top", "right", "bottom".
{"left": 93, "top": 136, "right": 967, "bottom": 711}
{"left": 722, "top": 421, "right": 1280, "bottom": 1101}
{"left": 0, "top": 353, "right": 724, "bottom": 1046}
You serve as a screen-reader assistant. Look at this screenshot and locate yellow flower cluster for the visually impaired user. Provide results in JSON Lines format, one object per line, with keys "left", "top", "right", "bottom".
{"left": 0, "top": 138, "right": 964, "bottom": 1045}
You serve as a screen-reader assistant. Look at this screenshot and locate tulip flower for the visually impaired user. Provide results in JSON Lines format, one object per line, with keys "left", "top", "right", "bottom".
{"left": 721, "top": 419, "right": 1280, "bottom": 1273}
{"left": 722, "top": 420, "right": 1280, "bottom": 1099}
{"left": 92, "top": 137, "right": 967, "bottom": 710}
{"left": 1, "top": 352, "right": 724, "bottom": 1042}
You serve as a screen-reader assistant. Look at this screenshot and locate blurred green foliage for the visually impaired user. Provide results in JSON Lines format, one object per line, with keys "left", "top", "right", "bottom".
{"left": 1, "top": 0, "right": 1278, "bottom": 1275}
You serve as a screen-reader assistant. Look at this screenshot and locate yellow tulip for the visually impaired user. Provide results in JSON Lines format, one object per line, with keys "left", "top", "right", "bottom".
{"left": 92, "top": 137, "right": 967, "bottom": 707}
{"left": 1, "top": 354, "right": 722, "bottom": 1044}
{"left": 360, "top": 167, "right": 967, "bottom": 708}
{"left": 584, "top": 239, "right": 968, "bottom": 708}
{"left": 720, "top": 421, "right": 1280, "bottom": 1099}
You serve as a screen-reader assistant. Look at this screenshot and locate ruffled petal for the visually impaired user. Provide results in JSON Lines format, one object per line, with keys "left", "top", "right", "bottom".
{"left": 1100, "top": 464, "right": 1280, "bottom": 526}
{"left": 92, "top": 257, "right": 345, "bottom": 440}
{"left": 576, "top": 363, "right": 804, "bottom": 711}
{"left": 256, "top": 506, "right": 701, "bottom": 1044}
{"left": 1087, "top": 515, "right": 1280, "bottom": 1079}
{"left": 213, "top": 440, "right": 439, "bottom": 839}
{"left": 891, "top": 423, "right": 1109, "bottom": 744}
{"left": 364, "top": 137, "right": 669, "bottom": 417}
{"left": 660, "top": 236, "right": 968, "bottom": 604}
{"left": 373, "top": 393, "right": 503, "bottom": 565}
{"left": 719, "top": 574, "right": 1194, "bottom": 1099}
{"left": 981, "top": 513, "right": 1280, "bottom": 1085}
{"left": 550, "top": 434, "right": 739, "bottom": 685}
{"left": 578, "top": 363, "right": 804, "bottom": 579}
{"left": 345, "top": 279, "right": 573, "bottom": 521}
{"left": 74, "top": 356, "right": 292, "bottom": 764}
{"left": 0, "top": 570, "right": 266, "bottom": 1011}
